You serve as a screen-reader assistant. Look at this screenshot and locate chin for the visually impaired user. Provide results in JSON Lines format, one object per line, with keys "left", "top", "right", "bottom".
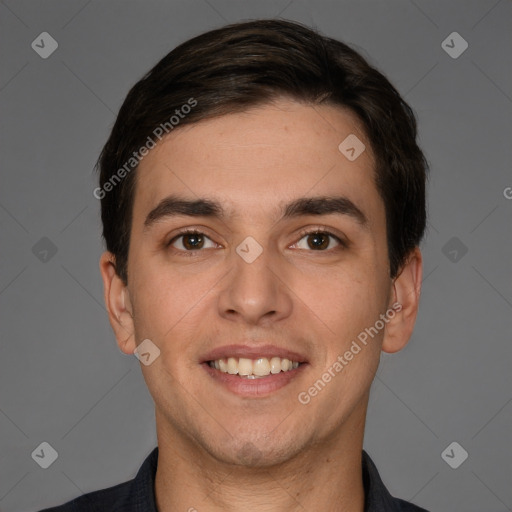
{"left": 202, "top": 429, "right": 309, "bottom": 469}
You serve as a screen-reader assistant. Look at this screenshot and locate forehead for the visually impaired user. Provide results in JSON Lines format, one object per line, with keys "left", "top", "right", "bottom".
{"left": 132, "top": 99, "right": 382, "bottom": 226}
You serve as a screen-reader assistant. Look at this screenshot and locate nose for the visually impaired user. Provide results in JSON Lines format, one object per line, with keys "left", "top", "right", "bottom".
{"left": 216, "top": 240, "right": 293, "bottom": 326}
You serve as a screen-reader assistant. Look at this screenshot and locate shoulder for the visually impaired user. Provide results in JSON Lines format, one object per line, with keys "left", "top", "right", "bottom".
{"left": 362, "top": 450, "right": 430, "bottom": 512}
{"left": 37, "top": 446, "right": 159, "bottom": 512}
{"left": 38, "top": 479, "right": 132, "bottom": 511}
{"left": 394, "top": 497, "right": 430, "bottom": 511}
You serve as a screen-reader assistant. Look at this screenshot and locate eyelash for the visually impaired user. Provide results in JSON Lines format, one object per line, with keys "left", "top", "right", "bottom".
{"left": 166, "top": 227, "right": 347, "bottom": 255}
{"left": 295, "top": 227, "right": 348, "bottom": 250}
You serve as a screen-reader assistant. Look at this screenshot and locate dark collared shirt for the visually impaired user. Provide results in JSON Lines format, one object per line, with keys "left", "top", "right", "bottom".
{"left": 39, "top": 447, "right": 429, "bottom": 511}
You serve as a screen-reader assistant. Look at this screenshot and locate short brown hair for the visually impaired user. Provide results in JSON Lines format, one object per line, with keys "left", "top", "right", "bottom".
{"left": 97, "top": 19, "right": 428, "bottom": 283}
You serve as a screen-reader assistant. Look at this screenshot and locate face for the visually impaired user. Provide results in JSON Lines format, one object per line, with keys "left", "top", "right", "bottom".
{"left": 101, "top": 98, "right": 418, "bottom": 467}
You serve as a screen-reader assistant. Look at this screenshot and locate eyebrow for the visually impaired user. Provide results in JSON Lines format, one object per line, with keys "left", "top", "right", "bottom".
{"left": 143, "top": 194, "right": 368, "bottom": 230}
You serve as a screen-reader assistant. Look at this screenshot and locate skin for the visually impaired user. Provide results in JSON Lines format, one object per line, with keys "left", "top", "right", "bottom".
{"left": 100, "top": 98, "right": 422, "bottom": 512}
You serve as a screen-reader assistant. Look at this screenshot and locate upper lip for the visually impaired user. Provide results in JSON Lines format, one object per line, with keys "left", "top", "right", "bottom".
{"left": 200, "top": 344, "right": 308, "bottom": 363}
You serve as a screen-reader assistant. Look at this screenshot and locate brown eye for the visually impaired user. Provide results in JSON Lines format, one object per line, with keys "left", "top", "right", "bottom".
{"left": 182, "top": 233, "right": 204, "bottom": 250}
{"left": 168, "top": 231, "right": 216, "bottom": 251}
{"left": 293, "top": 230, "right": 344, "bottom": 251}
{"left": 306, "top": 232, "right": 330, "bottom": 250}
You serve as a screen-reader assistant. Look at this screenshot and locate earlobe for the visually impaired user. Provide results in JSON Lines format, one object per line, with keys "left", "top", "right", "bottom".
{"left": 99, "top": 252, "right": 136, "bottom": 355}
{"left": 381, "top": 247, "right": 423, "bottom": 354}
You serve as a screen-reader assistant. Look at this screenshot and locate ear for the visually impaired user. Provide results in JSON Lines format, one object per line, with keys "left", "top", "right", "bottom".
{"left": 381, "top": 247, "right": 423, "bottom": 354}
{"left": 99, "top": 251, "right": 137, "bottom": 355}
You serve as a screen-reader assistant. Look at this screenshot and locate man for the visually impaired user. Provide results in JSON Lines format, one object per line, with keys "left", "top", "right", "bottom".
{"left": 41, "top": 18, "right": 429, "bottom": 512}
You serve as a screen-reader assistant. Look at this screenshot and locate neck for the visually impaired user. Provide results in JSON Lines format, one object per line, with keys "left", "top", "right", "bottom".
{"left": 154, "top": 403, "right": 367, "bottom": 512}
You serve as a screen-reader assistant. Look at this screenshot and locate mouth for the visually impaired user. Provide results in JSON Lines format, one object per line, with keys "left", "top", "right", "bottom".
{"left": 200, "top": 345, "right": 308, "bottom": 397}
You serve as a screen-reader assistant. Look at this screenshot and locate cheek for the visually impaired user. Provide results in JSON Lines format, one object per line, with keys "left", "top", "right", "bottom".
{"left": 301, "top": 260, "right": 387, "bottom": 339}
{"left": 128, "top": 254, "right": 222, "bottom": 343}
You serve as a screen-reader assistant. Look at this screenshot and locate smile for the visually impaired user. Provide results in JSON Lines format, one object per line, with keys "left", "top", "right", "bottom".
{"left": 208, "top": 357, "right": 301, "bottom": 378}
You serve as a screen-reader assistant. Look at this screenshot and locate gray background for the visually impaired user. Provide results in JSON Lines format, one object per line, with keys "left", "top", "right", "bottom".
{"left": 0, "top": 1, "right": 511, "bottom": 511}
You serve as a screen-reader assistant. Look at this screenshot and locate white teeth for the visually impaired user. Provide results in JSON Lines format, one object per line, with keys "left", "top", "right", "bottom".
{"left": 238, "top": 358, "right": 253, "bottom": 376}
{"left": 227, "top": 357, "right": 238, "bottom": 374}
{"left": 270, "top": 357, "right": 281, "bottom": 374}
{"left": 253, "top": 358, "right": 271, "bottom": 376}
{"left": 209, "top": 356, "right": 301, "bottom": 377}
{"left": 218, "top": 358, "right": 228, "bottom": 372}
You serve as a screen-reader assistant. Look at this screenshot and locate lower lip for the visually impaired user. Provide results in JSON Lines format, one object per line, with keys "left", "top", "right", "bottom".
{"left": 202, "top": 362, "right": 307, "bottom": 397}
